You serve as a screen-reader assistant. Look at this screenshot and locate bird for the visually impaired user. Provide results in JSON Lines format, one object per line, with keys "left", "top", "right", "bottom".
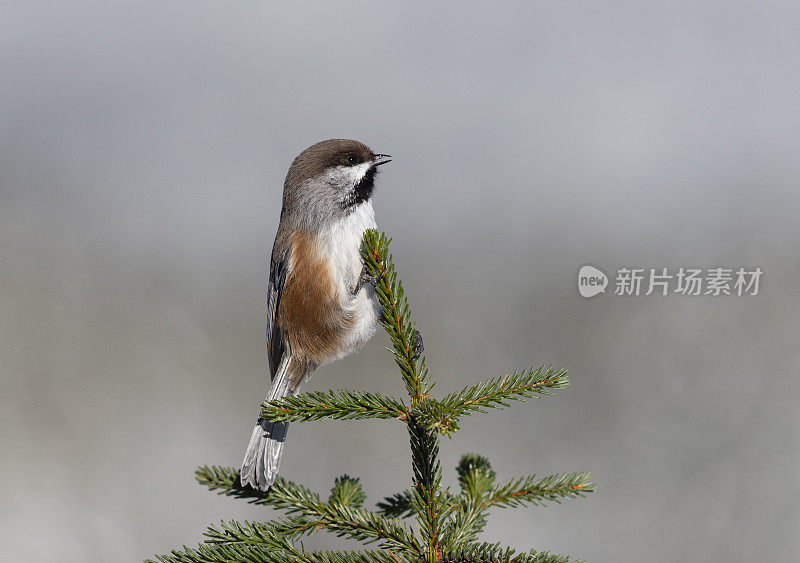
{"left": 240, "top": 139, "right": 401, "bottom": 491}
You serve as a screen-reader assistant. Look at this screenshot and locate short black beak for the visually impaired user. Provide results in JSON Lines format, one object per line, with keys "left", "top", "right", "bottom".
{"left": 373, "top": 154, "right": 392, "bottom": 167}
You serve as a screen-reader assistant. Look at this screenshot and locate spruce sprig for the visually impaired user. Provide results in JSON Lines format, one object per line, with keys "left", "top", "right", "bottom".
{"left": 359, "top": 231, "right": 431, "bottom": 403}
{"left": 260, "top": 390, "right": 408, "bottom": 423}
{"left": 149, "top": 230, "right": 593, "bottom": 563}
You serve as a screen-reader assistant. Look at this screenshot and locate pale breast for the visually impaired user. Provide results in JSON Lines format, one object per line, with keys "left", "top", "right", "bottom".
{"left": 316, "top": 201, "right": 377, "bottom": 301}
{"left": 315, "top": 202, "right": 380, "bottom": 359}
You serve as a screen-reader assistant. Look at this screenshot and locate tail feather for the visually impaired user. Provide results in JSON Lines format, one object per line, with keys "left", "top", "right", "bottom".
{"left": 240, "top": 357, "right": 306, "bottom": 490}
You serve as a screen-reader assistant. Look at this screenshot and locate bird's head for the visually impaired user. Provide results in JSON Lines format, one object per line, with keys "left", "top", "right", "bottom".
{"left": 282, "top": 139, "right": 391, "bottom": 229}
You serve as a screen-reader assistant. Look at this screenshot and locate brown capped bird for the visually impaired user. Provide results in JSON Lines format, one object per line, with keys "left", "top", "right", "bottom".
{"left": 240, "top": 139, "right": 419, "bottom": 490}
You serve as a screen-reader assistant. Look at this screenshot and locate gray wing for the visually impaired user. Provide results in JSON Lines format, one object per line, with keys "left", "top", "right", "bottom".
{"left": 267, "top": 245, "right": 291, "bottom": 379}
{"left": 242, "top": 244, "right": 295, "bottom": 491}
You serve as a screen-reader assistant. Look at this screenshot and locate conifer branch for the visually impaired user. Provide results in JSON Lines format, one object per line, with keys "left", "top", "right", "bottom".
{"left": 455, "top": 454, "right": 497, "bottom": 494}
{"left": 292, "top": 502, "right": 419, "bottom": 555}
{"left": 440, "top": 455, "right": 498, "bottom": 549}
{"left": 149, "top": 544, "right": 406, "bottom": 563}
{"left": 408, "top": 416, "right": 450, "bottom": 562}
{"left": 195, "top": 466, "right": 309, "bottom": 507}
{"left": 484, "top": 473, "right": 595, "bottom": 509}
{"left": 260, "top": 390, "right": 408, "bottom": 423}
{"left": 442, "top": 472, "right": 593, "bottom": 549}
{"left": 443, "top": 542, "right": 582, "bottom": 563}
{"left": 329, "top": 475, "right": 367, "bottom": 508}
{"left": 196, "top": 468, "right": 422, "bottom": 556}
{"left": 292, "top": 550, "right": 411, "bottom": 562}
{"left": 412, "top": 398, "right": 461, "bottom": 436}
{"left": 361, "top": 230, "right": 431, "bottom": 404}
{"left": 152, "top": 230, "right": 594, "bottom": 563}
{"left": 264, "top": 480, "right": 423, "bottom": 555}
{"left": 203, "top": 516, "right": 415, "bottom": 556}
{"left": 204, "top": 519, "right": 313, "bottom": 546}
{"left": 437, "top": 366, "right": 569, "bottom": 419}
{"left": 409, "top": 367, "right": 568, "bottom": 438}
{"left": 147, "top": 543, "right": 292, "bottom": 563}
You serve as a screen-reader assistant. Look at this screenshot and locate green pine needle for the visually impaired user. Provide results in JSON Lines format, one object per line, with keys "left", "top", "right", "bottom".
{"left": 437, "top": 366, "right": 570, "bottom": 418}
{"left": 443, "top": 542, "right": 584, "bottom": 563}
{"left": 486, "top": 473, "right": 595, "bottom": 509}
{"left": 329, "top": 475, "right": 367, "bottom": 508}
{"left": 260, "top": 390, "right": 408, "bottom": 423}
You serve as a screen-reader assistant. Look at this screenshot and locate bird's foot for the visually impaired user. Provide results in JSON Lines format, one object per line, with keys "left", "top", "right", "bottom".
{"left": 353, "top": 264, "right": 383, "bottom": 295}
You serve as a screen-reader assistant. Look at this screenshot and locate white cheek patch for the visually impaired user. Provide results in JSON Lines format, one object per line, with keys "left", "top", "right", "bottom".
{"left": 330, "top": 163, "right": 372, "bottom": 188}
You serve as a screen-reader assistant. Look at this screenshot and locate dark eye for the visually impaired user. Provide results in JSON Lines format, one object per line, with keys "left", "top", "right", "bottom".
{"left": 346, "top": 154, "right": 358, "bottom": 165}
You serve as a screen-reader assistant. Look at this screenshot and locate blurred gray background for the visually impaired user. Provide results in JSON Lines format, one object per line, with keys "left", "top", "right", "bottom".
{"left": 2, "top": 2, "right": 799, "bottom": 561}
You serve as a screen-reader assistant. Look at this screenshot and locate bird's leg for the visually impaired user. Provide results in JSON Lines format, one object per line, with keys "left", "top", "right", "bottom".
{"left": 412, "top": 329, "right": 424, "bottom": 360}
{"left": 353, "top": 264, "right": 382, "bottom": 295}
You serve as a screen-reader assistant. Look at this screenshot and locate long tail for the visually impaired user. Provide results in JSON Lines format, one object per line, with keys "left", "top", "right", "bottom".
{"left": 240, "top": 357, "right": 307, "bottom": 490}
